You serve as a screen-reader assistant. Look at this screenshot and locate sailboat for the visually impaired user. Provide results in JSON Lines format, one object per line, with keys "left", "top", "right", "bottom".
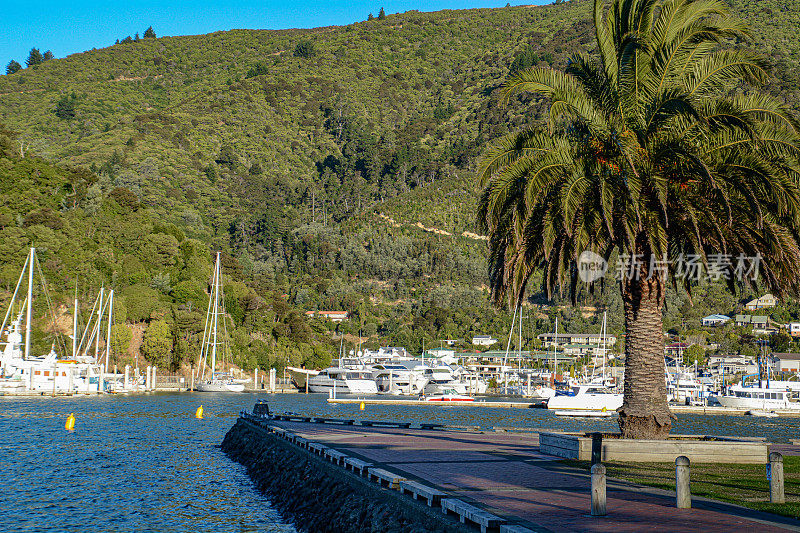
{"left": 0, "top": 248, "right": 104, "bottom": 393}
{"left": 195, "top": 252, "right": 245, "bottom": 393}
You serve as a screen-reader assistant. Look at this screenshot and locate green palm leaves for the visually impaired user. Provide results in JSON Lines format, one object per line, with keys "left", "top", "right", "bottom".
{"left": 478, "top": 0, "right": 800, "bottom": 306}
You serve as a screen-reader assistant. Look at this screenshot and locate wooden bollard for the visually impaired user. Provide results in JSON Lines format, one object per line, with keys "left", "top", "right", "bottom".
{"left": 591, "top": 463, "right": 607, "bottom": 516}
{"left": 675, "top": 456, "right": 691, "bottom": 509}
{"left": 768, "top": 452, "right": 785, "bottom": 504}
{"left": 591, "top": 432, "right": 603, "bottom": 465}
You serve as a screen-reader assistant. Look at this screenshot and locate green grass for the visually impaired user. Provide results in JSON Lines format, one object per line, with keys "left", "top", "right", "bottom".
{"left": 562, "top": 456, "right": 800, "bottom": 520}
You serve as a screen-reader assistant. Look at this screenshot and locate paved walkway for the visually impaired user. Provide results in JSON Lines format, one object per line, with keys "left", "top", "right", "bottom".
{"left": 273, "top": 422, "right": 800, "bottom": 532}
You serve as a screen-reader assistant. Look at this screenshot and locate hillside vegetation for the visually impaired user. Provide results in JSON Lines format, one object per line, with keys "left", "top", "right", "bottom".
{"left": 3, "top": 0, "right": 800, "bottom": 370}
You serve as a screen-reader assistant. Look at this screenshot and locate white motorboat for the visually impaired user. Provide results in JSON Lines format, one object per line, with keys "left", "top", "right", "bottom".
{"left": 373, "top": 363, "right": 428, "bottom": 395}
{"left": 553, "top": 409, "right": 615, "bottom": 417}
{"left": 714, "top": 383, "right": 800, "bottom": 411}
{"left": 421, "top": 364, "right": 468, "bottom": 395}
{"left": 546, "top": 384, "right": 623, "bottom": 412}
{"left": 746, "top": 409, "right": 779, "bottom": 418}
{"left": 308, "top": 368, "right": 377, "bottom": 394}
{"left": 422, "top": 389, "right": 474, "bottom": 402}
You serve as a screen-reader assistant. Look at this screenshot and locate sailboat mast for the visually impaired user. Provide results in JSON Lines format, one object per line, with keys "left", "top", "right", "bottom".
{"left": 24, "top": 248, "right": 34, "bottom": 360}
{"left": 211, "top": 252, "right": 220, "bottom": 376}
{"left": 105, "top": 290, "right": 114, "bottom": 372}
{"left": 554, "top": 317, "right": 558, "bottom": 376}
{"left": 95, "top": 287, "right": 104, "bottom": 362}
{"left": 601, "top": 311, "right": 607, "bottom": 381}
{"left": 73, "top": 280, "right": 79, "bottom": 359}
{"left": 518, "top": 307, "right": 523, "bottom": 365}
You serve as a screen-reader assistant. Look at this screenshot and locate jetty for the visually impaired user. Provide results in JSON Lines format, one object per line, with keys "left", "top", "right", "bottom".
{"left": 224, "top": 412, "right": 800, "bottom": 532}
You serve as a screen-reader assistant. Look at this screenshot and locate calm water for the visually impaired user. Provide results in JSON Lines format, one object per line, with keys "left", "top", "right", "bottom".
{"left": 2, "top": 392, "right": 799, "bottom": 533}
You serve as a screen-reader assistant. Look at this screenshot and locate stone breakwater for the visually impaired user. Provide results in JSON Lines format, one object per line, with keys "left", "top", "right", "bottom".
{"left": 221, "top": 418, "right": 470, "bottom": 533}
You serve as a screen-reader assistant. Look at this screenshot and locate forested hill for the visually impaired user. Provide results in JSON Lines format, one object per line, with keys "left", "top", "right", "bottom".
{"left": 1, "top": 0, "right": 799, "bottom": 370}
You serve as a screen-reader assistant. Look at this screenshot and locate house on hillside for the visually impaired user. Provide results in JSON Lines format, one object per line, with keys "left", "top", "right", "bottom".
{"left": 472, "top": 335, "right": 498, "bottom": 347}
{"left": 537, "top": 332, "right": 617, "bottom": 349}
{"left": 665, "top": 342, "right": 689, "bottom": 358}
{"left": 788, "top": 323, "right": 800, "bottom": 337}
{"left": 745, "top": 294, "right": 777, "bottom": 310}
{"left": 772, "top": 353, "right": 800, "bottom": 373}
{"left": 305, "top": 310, "right": 349, "bottom": 322}
{"left": 701, "top": 314, "right": 731, "bottom": 327}
{"left": 707, "top": 354, "right": 758, "bottom": 375}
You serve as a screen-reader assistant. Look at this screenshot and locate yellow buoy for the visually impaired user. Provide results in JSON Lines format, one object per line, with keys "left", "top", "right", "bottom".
{"left": 65, "top": 413, "right": 75, "bottom": 431}
{"left": 359, "top": 401, "right": 365, "bottom": 411}
{"left": 195, "top": 405, "right": 204, "bottom": 419}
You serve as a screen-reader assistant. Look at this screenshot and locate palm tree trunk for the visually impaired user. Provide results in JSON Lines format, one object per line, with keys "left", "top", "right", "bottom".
{"left": 618, "top": 262, "right": 672, "bottom": 439}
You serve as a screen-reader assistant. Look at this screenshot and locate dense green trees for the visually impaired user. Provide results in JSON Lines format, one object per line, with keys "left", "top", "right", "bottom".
{"left": 142, "top": 319, "right": 173, "bottom": 366}
{"left": 294, "top": 40, "right": 316, "bottom": 58}
{"left": 54, "top": 93, "right": 77, "bottom": 119}
{"left": 26, "top": 48, "right": 43, "bottom": 67}
{"left": 5, "top": 60, "right": 21, "bottom": 75}
{"left": 143, "top": 26, "right": 157, "bottom": 39}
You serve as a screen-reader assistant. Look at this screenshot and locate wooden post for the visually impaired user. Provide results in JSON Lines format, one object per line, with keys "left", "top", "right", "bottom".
{"left": 768, "top": 452, "right": 785, "bottom": 504}
{"left": 591, "top": 433, "right": 603, "bottom": 465}
{"left": 591, "top": 463, "right": 607, "bottom": 516}
{"left": 675, "top": 456, "right": 691, "bottom": 509}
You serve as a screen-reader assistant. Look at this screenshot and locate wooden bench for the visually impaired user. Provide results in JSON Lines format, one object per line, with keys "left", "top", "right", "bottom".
{"left": 278, "top": 415, "right": 312, "bottom": 422}
{"left": 499, "top": 525, "right": 536, "bottom": 533}
{"left": 343, "top": 457, "right": 373, "bottom": 476}
{"left": 419, "top": 423, "right": 445, "bottom": 430}
{"left": 367, "top": 467, "right": 406, "bottom": 489}
{"left": 307, "top": 442, "right": 329, "bottom": 456}
{"left": 441, "top": 498, "right": 506, "bottom": 533}
{"left": 360, "top": 420, "right": 411, "bottom": 429}
{"left": 398, "top": 479, "right": 445, "bottom": 507}
{"left": 324, "top": 448, "right": 348, "bottom": 465}
{"left": 313, "top": 417, "right": 355, "bottom": 425}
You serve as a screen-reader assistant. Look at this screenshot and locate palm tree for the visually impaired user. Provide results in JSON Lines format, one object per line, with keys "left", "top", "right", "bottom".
{"left": 478, "top": 0, "right": 800, "bottom": 438}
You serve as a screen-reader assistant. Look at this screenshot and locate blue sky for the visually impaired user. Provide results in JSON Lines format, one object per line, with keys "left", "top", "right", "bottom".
{"left": 4, "top": 0, "right": 546, "bottom": 67}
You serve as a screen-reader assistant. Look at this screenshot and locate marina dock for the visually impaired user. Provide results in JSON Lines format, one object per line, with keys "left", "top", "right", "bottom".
{"left": 228, "top": 415, "right": 800, "bottom": 532}
{"left": 327, "top": 396, "right": 800, "bottom": 417}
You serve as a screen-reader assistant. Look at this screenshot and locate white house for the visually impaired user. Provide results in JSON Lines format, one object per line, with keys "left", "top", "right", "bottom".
{"left": 772, "top": 353, "right": 800, "bottom": 373}
{"left": 701, "top": 314, "right": 731, "bottom": 327}
{"left": 788, "top": 323, "right": 800, "bottom": 337}
{"left": 472, "top": 335, "right": 498, "bottom": 347}
{"left": 745, "top": 294, "right": 777, "bottom": 311}
{"left": 305, "top": 310, "right": 349, "bottom": 322}
{"left": 537, "top": 332, "right": 617, "bottom": 349}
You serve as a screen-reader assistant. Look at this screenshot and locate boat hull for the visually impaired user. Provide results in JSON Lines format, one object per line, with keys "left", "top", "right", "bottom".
{"left": 195, "top": 381, "right": 245, "bottom": 392}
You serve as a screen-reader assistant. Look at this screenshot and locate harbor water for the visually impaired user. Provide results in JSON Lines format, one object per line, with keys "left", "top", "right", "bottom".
{"left": 3, "top": 392, "right": 799, "bottom": 532}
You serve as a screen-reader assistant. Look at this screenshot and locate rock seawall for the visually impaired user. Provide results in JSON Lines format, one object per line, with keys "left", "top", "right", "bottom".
{"left": 221, "top": 418, "right": 470, "bottom": 533}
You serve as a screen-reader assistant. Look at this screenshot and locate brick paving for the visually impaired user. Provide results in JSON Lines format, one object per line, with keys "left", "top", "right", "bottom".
{"left": 272, "top": 421, "right": 800, "bottom": 532}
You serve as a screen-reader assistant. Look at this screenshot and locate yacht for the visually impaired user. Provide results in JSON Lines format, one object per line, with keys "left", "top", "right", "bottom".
{"left": 308, "top": 367, "right": 377, "bottom": 394}
{"left": 715, "top": 382, "right": 800, "bottom": 411}
{"left": 546, "top": 383, "right": 623, "bottom": 412}
{"left": 373, "top": 363, "right": 428, "bottom": 395}
{"left": 421, "top": 364, "right": 468, "bottom": 395}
